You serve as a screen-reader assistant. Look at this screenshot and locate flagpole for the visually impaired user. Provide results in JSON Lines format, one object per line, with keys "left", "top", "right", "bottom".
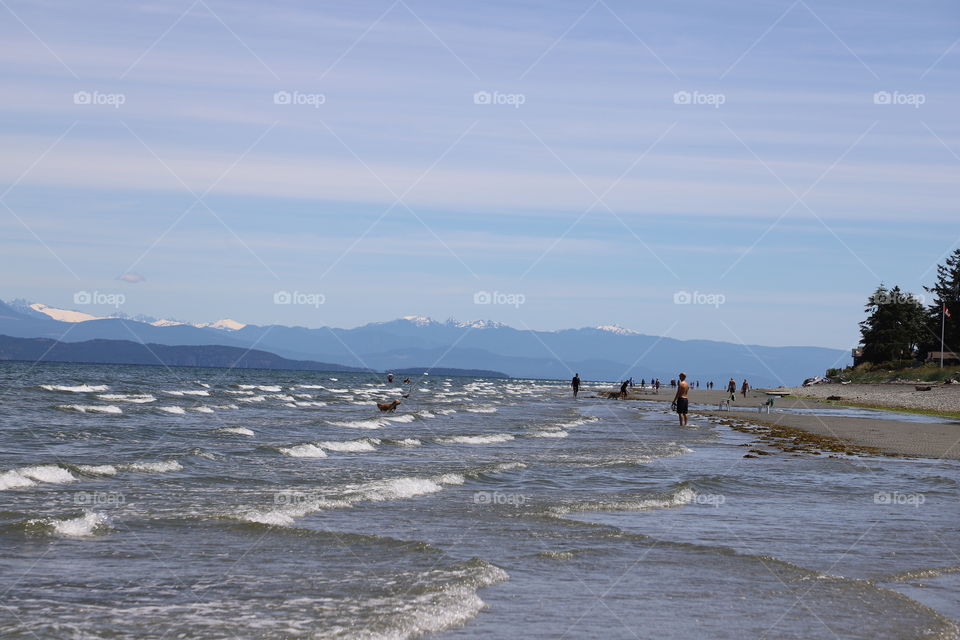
{"left": 941, "top": 303, "right": 946, "bottom": 368}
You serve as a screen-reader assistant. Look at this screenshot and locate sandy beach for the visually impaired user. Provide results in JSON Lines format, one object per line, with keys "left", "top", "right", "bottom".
{"left": 598, "top": 386, "right": 960, "bottom": 459}
{"left": 775, "top": 382, "right": 960, "bottom": 413}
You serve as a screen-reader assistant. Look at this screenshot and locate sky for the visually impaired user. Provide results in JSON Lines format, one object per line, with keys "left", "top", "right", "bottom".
{"left": 1, "top": 0, "right": 957, "bottom": 350}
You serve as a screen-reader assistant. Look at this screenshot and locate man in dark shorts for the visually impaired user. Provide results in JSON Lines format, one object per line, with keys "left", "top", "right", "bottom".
{"left": 673, "top": 372, "right": 690, "bottom": 426}
{"left": 571, "top": 373, "right": 581, "bottom": 398}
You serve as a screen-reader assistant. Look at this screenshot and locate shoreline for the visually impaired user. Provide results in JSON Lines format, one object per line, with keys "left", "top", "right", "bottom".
{"left": 596, "top": 387, "right": 960, "bottom": 460}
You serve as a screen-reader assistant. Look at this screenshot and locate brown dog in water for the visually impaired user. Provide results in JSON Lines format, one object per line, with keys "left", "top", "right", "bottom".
{"left": 376, "top": 399, "right": 401, "bottom": 413}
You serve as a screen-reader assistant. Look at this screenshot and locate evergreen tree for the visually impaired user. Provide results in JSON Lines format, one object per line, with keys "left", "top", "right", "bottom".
{"left": 859, "top": 284, "right": 926, "bottom": 365}
{"left": 923, "top": 248, "right": 960, "bottom": 356}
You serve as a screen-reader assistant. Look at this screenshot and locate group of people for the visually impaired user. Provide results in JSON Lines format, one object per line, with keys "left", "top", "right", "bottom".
{"left": 570, "top": 373, "right": 752, "bottom": 426}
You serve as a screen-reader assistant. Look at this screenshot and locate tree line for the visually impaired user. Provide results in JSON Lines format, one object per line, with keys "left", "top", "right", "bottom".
{"left": 858, "top": 249, "right": 960, "bottom": 366}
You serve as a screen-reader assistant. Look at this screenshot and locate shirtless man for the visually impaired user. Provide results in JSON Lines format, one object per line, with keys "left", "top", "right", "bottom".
{"left": 673, "top": 372, "right": 690, "bottom": 426}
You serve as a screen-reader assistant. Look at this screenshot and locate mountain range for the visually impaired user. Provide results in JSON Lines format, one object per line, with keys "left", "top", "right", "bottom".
{"left": 0, "top": 300, "right": 849, "bottom": 385}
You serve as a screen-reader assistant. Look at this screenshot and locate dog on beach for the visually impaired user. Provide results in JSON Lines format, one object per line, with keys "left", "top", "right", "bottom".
{"left": 377, "top": 399, "right": 401, "bottom": 413}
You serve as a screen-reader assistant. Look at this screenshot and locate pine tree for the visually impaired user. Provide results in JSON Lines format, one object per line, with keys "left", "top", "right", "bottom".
{"left": 922, "top": 249, "right": 960, "bottom": 357}
{"left": 859, "top": 284, "right": 925, "bottom": 365}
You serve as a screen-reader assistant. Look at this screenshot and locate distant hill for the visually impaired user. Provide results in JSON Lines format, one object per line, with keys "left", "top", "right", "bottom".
{"left": 0, "top": 335, "right": 369, "bottom": 373}
{"left": 0, "top": 300, "right": 851, "bottom": 385}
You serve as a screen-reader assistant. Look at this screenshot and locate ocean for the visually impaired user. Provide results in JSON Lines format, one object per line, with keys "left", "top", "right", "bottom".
{"left": 1, "top": 361, "right": 958, "bottom": 639}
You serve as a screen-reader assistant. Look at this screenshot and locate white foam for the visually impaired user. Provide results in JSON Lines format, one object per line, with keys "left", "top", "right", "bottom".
{"left": 438, "top": 434, "right": 515, "bottom": 445}
{"left": 76, "top": 464, "right": 118, "bottom": 476}
{"left": 210, "top": 404, "right": 239, "bottom": 410}
{"left": 216, "top": 427, "right": 255, "bottom": 436}
{"left": 57, "top": 404, "right": 122, "bottom": 414}
{"left": 41, "top": 384, "right": 109, "bottom": 392}
{"left": 157, "top": 406, "right": 186, "bottom": 415}
{"left": 318, "top": 438, "right": 379, "bottom": 452}
{"left": 19, "top": 465, "right": 77, "bottom": 484}
{"left": 123, "top": 460, "right": 182, "bottom": 473}
{"left": 49, "top": 512, "right": 111, "bottom": 537}
{"left": 325, "top": 388, "right": 350, "bottom": 393}
{"left": 292, "top": 401, "right": 327, "bottom": 408}
{"left": 359, "top": 477, "right": 445, "bottom": 501}
{"left": 279, "top": 444, "right": 328, "bottom": 458}
{"left": 0, "top": 470, "right": 36, "bottom": 490}
{"left": 97, "top": 393, "right": 156, "bottom": 403}
{"left": 224, "top": 389, "right": 255, "bottom": 395}
{"left": 257, "top": 385, "right": 282, "bottom": 392}
{"left": 417, "top": 411, "right": 436, "bottom": 418}
{"left": 395, "top": 438, "right": 422, "bottom": 446}
{"left": 530, "top": 430, "right": 569, "bottom": 438}
{"left": 189, "top": 407, "right": 214, "bottom": 413}
{"left": 238, "top": 395, "right": 266, "bottom": 403}
{"left": 327, "top": 418, "right": 385, "bottom": 429}
{"left": 465, "top": 406, "right": 497, "bottom": 413}
{"left": 164, "top": 390, "right": 209, "bottom": 396}
{"left": 437, "top": 409, "right": 457, "bottom": 415}
{"left": 296, "top": 384, "right": 326, "bottom": 389}
{"left": 385, "top": 414, "right": 416, "bottom": 423}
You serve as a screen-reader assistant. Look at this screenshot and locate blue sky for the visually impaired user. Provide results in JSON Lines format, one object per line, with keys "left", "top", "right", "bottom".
{"left": 1, "top": 0, "right": 957, "bottom": 350}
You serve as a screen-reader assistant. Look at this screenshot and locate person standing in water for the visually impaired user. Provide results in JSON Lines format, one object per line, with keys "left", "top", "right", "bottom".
{"left": 571, "top": 373, "right": 581, "bottom": 398}
{"left": 673, "top": 372, "right": 690, "bottom": 426}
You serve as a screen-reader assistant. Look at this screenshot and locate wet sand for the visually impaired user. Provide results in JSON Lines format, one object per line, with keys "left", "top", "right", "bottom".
{"left": 597, "top": 387, "right": 960, "bottom": 459}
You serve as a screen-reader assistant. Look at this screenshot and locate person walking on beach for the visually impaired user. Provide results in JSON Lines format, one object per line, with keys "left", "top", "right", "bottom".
{"left": 654, "top": 379, "right": 660, "bottom": 393}
{"left": 741, "top": 379, "right": 750, "bottom": 398}
{"left": 673, "top": 372, "right": 690, "bottom": 426}
{"left": 619, "top": 380, "right": 629, "bottom": 398}
{"left": 571, "top": 373, "right": 581, "bottom": 398}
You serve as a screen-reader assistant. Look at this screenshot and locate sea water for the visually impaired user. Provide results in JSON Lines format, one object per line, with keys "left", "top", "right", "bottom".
{"left": 0, "top": 362, "right": 957, "bottom": 639}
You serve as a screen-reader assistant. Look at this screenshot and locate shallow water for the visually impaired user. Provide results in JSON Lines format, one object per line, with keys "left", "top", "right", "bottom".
{"left": 1, "top": 362, "right": 958, "bottom": 639}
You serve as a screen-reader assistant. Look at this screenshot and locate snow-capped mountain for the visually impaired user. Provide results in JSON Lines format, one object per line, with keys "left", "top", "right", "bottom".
{"left": 594, "top": 324, "right": 641, "bottom": 336}
{"left": 0, "top": 298, "right": 849, "bottom": 385}
{"left": 27, "top": 303, "right": 105, "bottom": 323}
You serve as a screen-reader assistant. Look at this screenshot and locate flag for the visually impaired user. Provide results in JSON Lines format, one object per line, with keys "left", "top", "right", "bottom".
{"left": 946, "top": 304, "right": 952, "bottom": 318}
